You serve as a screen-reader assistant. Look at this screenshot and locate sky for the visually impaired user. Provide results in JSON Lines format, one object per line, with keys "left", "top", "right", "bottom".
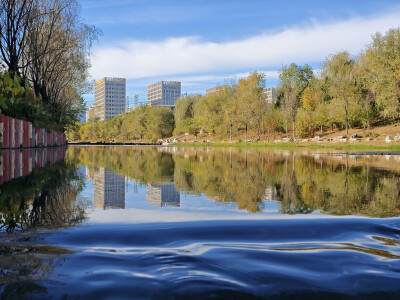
{"left": 80, "top": 0, "right": 400, "bottom": 107}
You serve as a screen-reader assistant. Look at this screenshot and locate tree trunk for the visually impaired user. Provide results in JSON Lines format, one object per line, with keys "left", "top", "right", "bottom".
{"left": 292, "top": 120, "right": 295, "bottom": 139}
{"left": 245, "top": 124, "right": 248, "bottom": 141}
{"left": 285, "top": 120, "right": 288, "bottom": 138}
{"left": 345, "top": 101, "right": 349, "bottom": 135}
{"left": 230, "top": 124, "right": 232, "bottom": 141}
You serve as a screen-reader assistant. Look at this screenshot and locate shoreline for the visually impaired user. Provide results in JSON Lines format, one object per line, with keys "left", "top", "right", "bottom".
{"left": 67, "top": 141, "right": 400, "bottom": 151}
{"left": 171, "top": 141, "right": 400, "bottom": 150}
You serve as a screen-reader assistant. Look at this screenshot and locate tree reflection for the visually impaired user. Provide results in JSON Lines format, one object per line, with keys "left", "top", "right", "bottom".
{"left": 0, "top": 161, "right": 86, "bottom": 232}
{"left": 66, "top": 146, "right": 400, "bottom": 217}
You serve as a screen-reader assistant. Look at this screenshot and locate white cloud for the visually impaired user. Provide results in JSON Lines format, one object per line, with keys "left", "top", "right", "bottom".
{"left": 90, "top": 10, "right": 400, "bottom": 80}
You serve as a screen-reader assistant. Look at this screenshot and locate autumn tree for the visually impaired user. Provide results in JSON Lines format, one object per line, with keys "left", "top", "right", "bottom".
{"left": 235, "top": 71, "right": 266, "bottom": 140}
{"left": 174, "top": 94, "right": 201, "bottom": 135}
{"left": 0, "top": 0, "right": 97, "bottom": 129}
{"left": 222, "top": 82, "right": 238, "bottom": 140}
{"left": 322, "top": 52, "right": 356, "bottom": 135}
{"left": 363, "top": 29, "right": 400, "bottom": 120}
{"left": 0, "top": 0, "right": 35, "bottom": 77}
{"left": 278, "top": 63, "right": 313, "bottom": 138}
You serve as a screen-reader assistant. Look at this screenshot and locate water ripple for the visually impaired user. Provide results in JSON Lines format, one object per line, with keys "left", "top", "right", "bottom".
{"left": 21, "top": 218, "right": 396, "bottom": 299}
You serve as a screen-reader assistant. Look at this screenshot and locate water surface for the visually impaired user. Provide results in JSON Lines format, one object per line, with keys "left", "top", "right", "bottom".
{"left": 1, "top": 146, "right": 400, "bottom": 299}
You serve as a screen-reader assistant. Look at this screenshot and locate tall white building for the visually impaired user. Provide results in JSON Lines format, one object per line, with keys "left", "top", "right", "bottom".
{"left": 86, "top": 106, "right": 95, "bottom": 122}
{"left": 94, "top": 77, "right": 126, "bottom": 121}
{"left": 147, "top": 81, "right": 181, "bottom": 108}
{"left": 264, "top": 87, "right": 277, "bottom": 105}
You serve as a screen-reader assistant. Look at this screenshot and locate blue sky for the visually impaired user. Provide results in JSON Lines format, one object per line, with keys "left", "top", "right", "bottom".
{"left": 80, "top": 0, "right": 400, "bottom": 107}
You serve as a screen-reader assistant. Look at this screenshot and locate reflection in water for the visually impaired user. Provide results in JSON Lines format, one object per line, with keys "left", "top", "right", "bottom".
{"left": 0, "top": 148, "right": 86, "bottom": 232}
{"left": 94, "top": 167, "right": 125, "bottom": 209}
{"left": 1, "top": 146, "right": 400, "bottom": 298}
{"left": 0, "top": 148, "right": 85, "bottom": 287}
{"left": 66, "top": 146, "right": 400, "bottom": 217}
{"left": 147, "top": 182, "right": 180, "bottom": 207}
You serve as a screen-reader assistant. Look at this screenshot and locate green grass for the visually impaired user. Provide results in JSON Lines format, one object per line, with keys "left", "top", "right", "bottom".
{"left": 172, "top": 141, "right": 400, "bottom": 151}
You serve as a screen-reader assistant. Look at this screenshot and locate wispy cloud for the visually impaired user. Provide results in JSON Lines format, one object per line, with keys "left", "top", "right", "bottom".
{"left": 90, "top": 10, "right": 400, "bottom": 81}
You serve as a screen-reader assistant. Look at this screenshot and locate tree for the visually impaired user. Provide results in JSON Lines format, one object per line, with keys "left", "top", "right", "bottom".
{"left": 222, "top": 82, "right": 239, "bottom": 140}
{"left": 0, "top": 0, "right": 97, "bottom": 130}
{"left": 145, "top": 107, "right": 175, "bottom": 141}
{"left": 363, "top": 29, "right": 400, "bottom": 120}
{"left": 322, "top": 52, "right": 356, "bottom": 135}
{"left": 235, "top": 72, "right": 266, "bottom": 140}
{"left": 278, "top": 63, "right": 313, "bottom": 138}
{"left": 0, "top": 0, "right": 35, "bottom": 77}
{"left": 174, "top": 94, "right": 201, "bottom": 135}
{"left": 26, "top": 0, "right": 98, "bottom": 128}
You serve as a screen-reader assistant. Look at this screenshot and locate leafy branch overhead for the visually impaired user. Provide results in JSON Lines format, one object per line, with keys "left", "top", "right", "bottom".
{"left": 0, "top": 0, "right": 98, "bottom": 130}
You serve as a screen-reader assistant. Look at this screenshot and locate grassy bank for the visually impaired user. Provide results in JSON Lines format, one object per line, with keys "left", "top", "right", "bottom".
{"left": 172, "top": 141, "right": 400, "bottom": 151}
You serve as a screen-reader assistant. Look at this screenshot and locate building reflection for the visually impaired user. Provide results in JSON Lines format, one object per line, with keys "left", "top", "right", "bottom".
{"left": 94, "top": 167, "right": 125, "bottom": 209}
{"left": 146, "top": 182, "right": 180, "bottom": 207}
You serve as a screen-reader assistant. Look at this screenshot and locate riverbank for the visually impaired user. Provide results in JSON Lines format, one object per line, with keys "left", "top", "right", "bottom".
{"left": 68, "top": 141, "right": 159, "bottom": 146}
{"left": 172, "top": 141, "right": 400, "bottom": 151}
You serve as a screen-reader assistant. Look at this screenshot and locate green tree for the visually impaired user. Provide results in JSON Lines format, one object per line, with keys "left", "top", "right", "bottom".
{"left": 174, "top": 94, "right": 201, "bottom": 135}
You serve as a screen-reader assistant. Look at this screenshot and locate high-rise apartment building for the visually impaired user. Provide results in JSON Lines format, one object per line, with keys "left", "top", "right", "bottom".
{"left": 263, "top": 87, "right": 277, "bottom": 105}
{"left": 94, "top": 167, "right": 125, "bottom": 209}
{"left": 86, "top": 106, "right": 95, "bottom": 122}
{"left": 147, "top": 81, "right": 181, "bottom": 108}
{"left": 94, "top": 77, "right": 126, "bottom": 121}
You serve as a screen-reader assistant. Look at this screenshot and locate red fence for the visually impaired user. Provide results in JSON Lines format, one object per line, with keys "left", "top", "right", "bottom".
{"left": 0, "top": 114, "right": 66, "bottom": 149}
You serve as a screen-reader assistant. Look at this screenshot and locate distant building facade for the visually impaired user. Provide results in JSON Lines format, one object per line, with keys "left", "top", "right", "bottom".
{"left": 146, "top": 182, "right": 180, "bottom": 207}
{"left": 94, "top": 77, "right": 126, "bottom": 121}
{"left": 86, "top": 106, "right": 95, "bottom": 122}
{"left": 147, "top": 81, "right": 181, "bottom": 108}
{"left": 205, "top": 86, "right": 221, "bottom": 96}
{"left": 94, "top": 167, "right": 125, "bottom": 209}
{"left": 263, "top": 87, "right": 277, "bottom": 105}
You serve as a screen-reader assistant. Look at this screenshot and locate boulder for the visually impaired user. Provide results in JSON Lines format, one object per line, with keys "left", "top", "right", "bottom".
{"left": 385, "top": 135, "right": 393, "bottom": 143}
{"left": 273, "top": 140, "right": 282, "bottom": 143}
{"left": 333, "top": 136, "right": 346, "bottom": 142}
{"left": 282, "top": 138, "right": 293, "bottom": 142}
{"left": 394, "top": 134, "right": 400, "bottom": 141}
{"left": 351, "top": 133, "right": 359, "bottom": 138}
{"left": 349, "top": 137, "right": 361, "bottom": 142}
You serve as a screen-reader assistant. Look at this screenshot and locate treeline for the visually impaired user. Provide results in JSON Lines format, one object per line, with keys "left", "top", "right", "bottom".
{"left": 67, "top": 27, "right": 400, "bottom": 142}
{"left": 68, "top": 105, "right": 175, "bottom": 142}
{"left": 0, "top": 0, "right": 96, "bottom": 131}
{"left": 175, "top": 28, "right": 400, "bottom": 139}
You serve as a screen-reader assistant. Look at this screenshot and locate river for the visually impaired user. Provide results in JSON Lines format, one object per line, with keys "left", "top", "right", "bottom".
{"left": 1, "top": 146, "right": 399, "bottom": 299}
